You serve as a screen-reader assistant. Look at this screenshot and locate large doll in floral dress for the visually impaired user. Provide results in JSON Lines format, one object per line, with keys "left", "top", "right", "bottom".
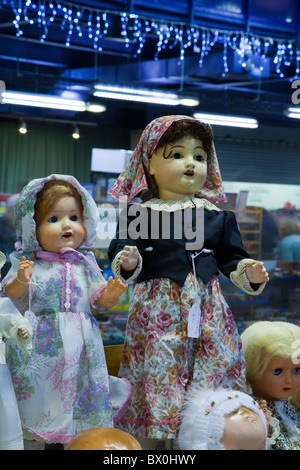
{"left": 108, "top": 115, "right": 269, "bottom": 448}
{"left": 1, "top": 174, "right": 130, "bottom": 446}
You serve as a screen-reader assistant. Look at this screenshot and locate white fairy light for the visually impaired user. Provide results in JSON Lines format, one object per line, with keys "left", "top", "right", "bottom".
{"left": 0, "top": 0, "right": 297, "bottom": 78}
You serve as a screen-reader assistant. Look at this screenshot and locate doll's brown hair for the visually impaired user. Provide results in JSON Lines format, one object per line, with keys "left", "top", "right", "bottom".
{"left": 144, "top": 119, "right": 214, "bottom": 199}
{"left": 155, "top": 119, "right": 214, "bottom": 159}
{"left": 33, "top": 180, "right": 84, "bottom": 227}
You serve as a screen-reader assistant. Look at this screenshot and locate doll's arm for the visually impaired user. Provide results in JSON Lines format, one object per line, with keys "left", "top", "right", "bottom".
{"left": 230, "top": 259, "right": 268, "bottom": 295}
{"left": 5, "top": 256, "right": 34, "bottom": 299}
{"left": 96, "top": 275, "right": 128, "bottom": 309}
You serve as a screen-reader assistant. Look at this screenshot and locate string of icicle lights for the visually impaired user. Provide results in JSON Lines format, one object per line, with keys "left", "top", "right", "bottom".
{"left": 1, "top": 0, "right": 299, "bottom": 78}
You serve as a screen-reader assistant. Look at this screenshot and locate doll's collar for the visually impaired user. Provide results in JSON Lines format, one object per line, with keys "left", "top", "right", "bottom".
{"left": 35, "top": 247, "right": 99, "bottom": 270}
{"left": 142, "top": 196, "right": 221, "bottom": 212}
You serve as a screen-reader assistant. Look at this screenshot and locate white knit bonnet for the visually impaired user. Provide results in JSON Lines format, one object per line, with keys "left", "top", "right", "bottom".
{"left": 178, "top": 385, "right": 268, "bottom": 450}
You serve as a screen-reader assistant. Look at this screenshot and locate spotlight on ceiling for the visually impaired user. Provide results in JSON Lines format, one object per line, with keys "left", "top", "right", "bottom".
{"left": 72, "top": 126, "right": 80, "bottom": 139}
{"left": 193, "top": 112, "right": 258, "bottom": 129}
{"left": 19, "top": 121, "right": 27, "bottom": 134}
{"left": 86, "top": 103, "right": 106, "bottom": 113}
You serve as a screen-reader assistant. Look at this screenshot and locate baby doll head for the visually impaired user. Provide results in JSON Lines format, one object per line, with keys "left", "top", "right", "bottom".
{"left": 14, "top": 174, "right": 100, "bottom": 253}
{"left": 33, "top": 179, "right": 84, "bottom": 228}
{"left": 109, "top": 115, "right": 227, "bottom": 203}
{"left": 33, "top": 180, "right": 85, "bottom": 253}
{"left": 241, "top": 321, "right": 300, "bottom": 406}
{"left": 65, "top": 427, "right": 142, "bottom": 450}
{"left": 178, "top": 386, "right": 268, "bottom": 450}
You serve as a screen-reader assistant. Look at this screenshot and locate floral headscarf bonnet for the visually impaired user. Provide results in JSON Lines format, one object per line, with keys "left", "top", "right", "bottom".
{"left": 109, "top": 115, "right": 226, "bottom": 203}
{"left": 14, "top": 174, "right": 99, "bottom": 253}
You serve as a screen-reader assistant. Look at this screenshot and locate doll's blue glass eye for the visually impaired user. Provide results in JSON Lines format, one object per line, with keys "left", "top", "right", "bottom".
{"left": 294, "top": 368, "right": 300, "bottom": 375}
{"left": 273, "top": 368, "right": 282, "bottom": 376}
{"left": 70, "top": 215, "right": 78, "bottom": 221}
{"left": 194, "top": 155, "right": 206, "bottom": 162}
{"left": 171, "top": 152, "right": 182, "bottom": 159}
{"left": 49, "top": 216, "right": 58, "bottom": 223}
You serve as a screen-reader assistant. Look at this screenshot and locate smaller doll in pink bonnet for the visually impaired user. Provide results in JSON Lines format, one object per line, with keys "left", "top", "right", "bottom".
{"left": 1, "top": 175, "right": 131, "bottom": 449}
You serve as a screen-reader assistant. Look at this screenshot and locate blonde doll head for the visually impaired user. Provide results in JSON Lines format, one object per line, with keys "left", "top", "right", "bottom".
{"left": 241, "top": 321, "right": 300, "bottom": 407}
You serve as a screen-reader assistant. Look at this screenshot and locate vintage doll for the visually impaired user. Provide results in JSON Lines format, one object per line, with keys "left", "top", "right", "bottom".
{"left": 0, "top": 174, "right": 131, "bottom": 448}
{"left": 178, "top": 385, "right": 268, "bottom": 450}
{"left": 241, "top": 321, "right": 300, "bottom": 450}
{"left": 0, "top": 254, "right": 32, "bottom": 450}
{"left": 107, "top": 115, "right": 269, "bottom": 448}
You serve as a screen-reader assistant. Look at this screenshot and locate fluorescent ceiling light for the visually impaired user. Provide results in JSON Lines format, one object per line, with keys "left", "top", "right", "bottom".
{"left": 93, "top": 84, "right": 199, "bottom": 106}
{"left": 286, "top": 113, "right": 300, "bottom": 119}
{"left": 1, "top": 90, "right": 86, "bottom": 112}
{"left": 286, "top": 107, "right": 300, "bottom": 119}
{"left": 179, "top": 98, "right": 199, "bottom": 107}
{"left": 193, "top": 112, "right": 258, "bottom": 128}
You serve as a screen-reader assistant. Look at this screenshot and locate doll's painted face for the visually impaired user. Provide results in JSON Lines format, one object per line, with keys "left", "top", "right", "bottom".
{"left": 251, "top": 355, "right": 300, "bottom": 401}
{"left": 221, "top": 407, "right": 266, "bottom": 450}
{"left": 36, "top": 196, "right": 86, "bottom": 253}
{"left": 149, "top": 136, "right": 207, "bottom": 201}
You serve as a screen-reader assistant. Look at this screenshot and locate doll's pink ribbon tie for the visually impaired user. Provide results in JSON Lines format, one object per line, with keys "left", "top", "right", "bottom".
{"left": 35, "top": 248, "right": 99, "bottom": 271}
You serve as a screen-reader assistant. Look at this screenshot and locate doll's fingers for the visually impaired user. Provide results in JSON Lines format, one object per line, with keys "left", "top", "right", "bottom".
{"left": 115, "top": 276, "right": 127, "bottom": 288}
{"left": 123, "top": 245, "right": 138, "bottom": 255}
{"left": 17, "top": 327, "right": 29, "bottom": 339}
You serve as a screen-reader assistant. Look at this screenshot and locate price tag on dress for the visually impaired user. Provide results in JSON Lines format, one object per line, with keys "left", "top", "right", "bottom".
{"left": 187, "top": 303, "right": 201, "bottom": 338}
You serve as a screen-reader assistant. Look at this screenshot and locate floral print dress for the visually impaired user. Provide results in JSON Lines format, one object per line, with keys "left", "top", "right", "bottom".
{"left": 2, "top": 250, "right": 120, "bottom": 444}
{"left": 117, "top": 273, "right": 246, "bottom": 440}
{"left": 267, "top": 400, "right": 300, "bottom": 450}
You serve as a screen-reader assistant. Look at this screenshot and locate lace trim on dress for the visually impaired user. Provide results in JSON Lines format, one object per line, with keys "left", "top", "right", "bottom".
{"left": 275, "top": 400, "right": 300, "bottom": 443}
{"left": 111, "top": 251, "right": 143, "bottom": 283}
{"left": 229, "top": 258, "right": 266, "bottom": 295}
{"left": 142, "top": 196, "right": 221, "bottom": 212}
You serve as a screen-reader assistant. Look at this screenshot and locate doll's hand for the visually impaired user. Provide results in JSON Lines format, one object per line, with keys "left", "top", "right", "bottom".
{"left": 17, "top": 256, "right": 34, "bottom": 284}
{"left": 97, "top": 276, "right": 128, "bottom": 309}
{"left": 259, "top": 400, "right": 269, "bottom": 432}
{"left": 17, "top": 327, "right": 29, "bottom": 339}
{"left": 106, "top": 275, "right": 128, "bottom": 296}
{"left": 246, "top": 261, "right": 269, "bottom": 284}
{"left": 119, "top": 245, "right": 139, "bottom": 272}
{"left": 5, "top": 257, "right": 34, "bottom": 299}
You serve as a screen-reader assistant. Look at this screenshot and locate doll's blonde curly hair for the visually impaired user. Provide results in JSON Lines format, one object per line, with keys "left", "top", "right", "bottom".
{"left": 241, "top": 321, "right": 300, "bottom": 408}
